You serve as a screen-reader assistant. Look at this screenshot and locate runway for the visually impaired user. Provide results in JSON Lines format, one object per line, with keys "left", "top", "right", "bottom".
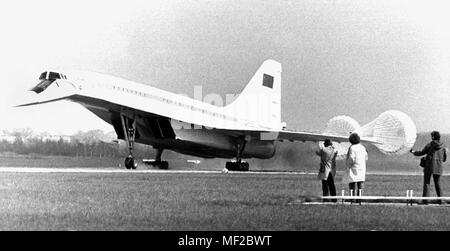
{"left": 0, "top": 167, "right": 436, "bottom": 176}
{"left": 0, "top": 167, "right": 316, "bottom": 175}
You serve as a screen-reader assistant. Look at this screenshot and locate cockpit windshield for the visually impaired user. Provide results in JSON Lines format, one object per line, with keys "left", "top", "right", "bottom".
{"left": 32, "top": 71, "right": 67, "bottom": 93}
{"left": 39, "top": 72, "right": 47, "bottom": 80}
{"left": 48, "top": 72, "right": 61, "bottom": 80}
{"left": 38, "top": 71, "right": 67, "bottom": 80}
{"left": 31, "top": 80, "right": 54, "bottom": 94}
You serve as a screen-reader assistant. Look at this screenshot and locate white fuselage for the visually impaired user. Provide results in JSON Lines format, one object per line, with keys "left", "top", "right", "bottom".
{"left": 27, "top": 69, "right": 277, "bottom": 159}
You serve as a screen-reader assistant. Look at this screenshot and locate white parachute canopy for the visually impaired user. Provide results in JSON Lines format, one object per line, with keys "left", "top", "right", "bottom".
{"left": 322, "top": 116, "right": 360, "bottom": 160}
{"left": 321, "top": 110, "right": 417, "bottom": 158}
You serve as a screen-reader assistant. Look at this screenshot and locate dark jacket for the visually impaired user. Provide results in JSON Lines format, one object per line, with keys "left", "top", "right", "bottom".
{"left": 414, "top": 140, "right": 447, "bottom": 175}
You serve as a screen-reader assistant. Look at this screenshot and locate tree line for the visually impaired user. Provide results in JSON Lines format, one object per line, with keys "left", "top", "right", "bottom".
{"left": 0, "top": 129, "right": 132, "bottom": 158}
{"left": 0, "top": 137, "right": 122, "bottom": 157}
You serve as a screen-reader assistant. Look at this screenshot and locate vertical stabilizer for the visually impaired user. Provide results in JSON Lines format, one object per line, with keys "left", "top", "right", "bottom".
{"left": 224, "top": 60, "right": 282, "bottom": 130}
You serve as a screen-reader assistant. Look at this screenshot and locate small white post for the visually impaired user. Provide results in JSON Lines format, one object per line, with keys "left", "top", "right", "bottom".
{"left": 406, "top": 190, "right": 414, "bottom": 206}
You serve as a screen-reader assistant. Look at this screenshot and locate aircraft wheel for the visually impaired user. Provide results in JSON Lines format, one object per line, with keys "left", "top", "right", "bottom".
{"left": 145, "top": 160, "right": 169, "bottom": 169}
{"left": 159, "top": 161, "right": 169, "bottom": 170}
{"left": 240, "top": 162, "right": 249, "bottom": 171}
{"left": 125, "top": 156, "right": 137, "bottom": 170}
{"left": 225, "top": 162, "right": 249, "bottom": 171}
{"left": 225, "top": 161, "right": 235, "bottom": 171}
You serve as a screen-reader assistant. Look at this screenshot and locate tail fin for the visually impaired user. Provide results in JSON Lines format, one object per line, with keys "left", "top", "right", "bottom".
{"left": 224, "top": 59, "right": 282, "bottom": 130}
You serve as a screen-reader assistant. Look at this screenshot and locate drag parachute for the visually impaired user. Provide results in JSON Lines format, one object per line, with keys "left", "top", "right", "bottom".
{"left": 322, "top": 110, "right": 417, "bottom": 158}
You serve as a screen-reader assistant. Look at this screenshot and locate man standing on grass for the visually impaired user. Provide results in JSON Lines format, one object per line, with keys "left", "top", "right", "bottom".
{"left": 410, "top": 131, "right": 447, "bottom": 204}
{"left": 316, "top": 139, "right": 338, "bottom": 202}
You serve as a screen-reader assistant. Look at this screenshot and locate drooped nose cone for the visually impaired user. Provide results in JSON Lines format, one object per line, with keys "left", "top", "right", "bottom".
{"left": 13, "top": 90, "right": 42, "bottom": 107}
{"left": 15, "top": 79, "right": 77, "bottom": 107}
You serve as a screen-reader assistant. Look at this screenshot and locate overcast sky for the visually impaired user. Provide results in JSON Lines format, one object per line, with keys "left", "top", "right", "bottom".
{"left": 1, "top": 0, "right": 449, "bottom": 135}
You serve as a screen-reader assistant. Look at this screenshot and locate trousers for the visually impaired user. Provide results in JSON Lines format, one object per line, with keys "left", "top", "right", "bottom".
{"left": 322, "top": 173, "right": 336, "bottom": 202}
{"left": 423, "top": 173, "right": 442, "bottom": 197}
{"left": 349, "top": 182, "right": 364, "bottom": 195}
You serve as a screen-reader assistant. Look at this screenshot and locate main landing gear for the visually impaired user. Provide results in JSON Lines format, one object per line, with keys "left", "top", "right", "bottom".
{"left": 144, "top": 148, "right": 169, "bottom": 169}
{"left": 121, "top": 114, "right": 170, "bottom": 170}
{"left": 225, "top": 141, "right": 250, "bottom": 172}
{"left": 225, "top": 161, "right": 249, "bottom": 171}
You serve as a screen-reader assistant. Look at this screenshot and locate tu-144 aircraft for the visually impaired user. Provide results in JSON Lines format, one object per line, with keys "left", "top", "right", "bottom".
{"left": 18, "top": 60, "right": 416, "bottom": 171}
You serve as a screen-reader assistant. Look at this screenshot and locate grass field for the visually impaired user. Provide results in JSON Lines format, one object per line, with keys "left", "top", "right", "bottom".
{"left": 0, "top": 171, "right": 449, "bottom": 231}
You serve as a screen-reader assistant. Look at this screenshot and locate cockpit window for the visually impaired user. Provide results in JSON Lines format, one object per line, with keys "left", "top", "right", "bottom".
{"left": 48, "top": 72, "right": 61, "bottom": 80}
{"left": 39, "top": 72, "right": 47, "bottom": 80}
{"left": 33, "top": 71, "right": 61, "bottom": 94}
{"left": 31, "top": 80, "right": 54, "bottom": 94}
{"left": 32, "top": 71, "right": 68, "bottom": 93}
{"left": 39, "top": 71, "right": 62, "bottom": 80}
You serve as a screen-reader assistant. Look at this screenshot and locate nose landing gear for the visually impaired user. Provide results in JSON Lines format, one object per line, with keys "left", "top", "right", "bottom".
{"left": 121, "top": 114, "right": 138, "bottom": 170}
{"left": 125, "top": 154, "right": 138, "bottom": 170}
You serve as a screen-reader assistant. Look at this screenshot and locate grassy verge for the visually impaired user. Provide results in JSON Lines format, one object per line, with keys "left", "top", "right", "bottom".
{"left": 0, "top": 172, "right": 449, "bottom": 230}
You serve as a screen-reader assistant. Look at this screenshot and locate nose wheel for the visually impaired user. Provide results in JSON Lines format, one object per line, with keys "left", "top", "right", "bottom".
{"left": 125, "top": 155, "right": 138, "bottom": 170}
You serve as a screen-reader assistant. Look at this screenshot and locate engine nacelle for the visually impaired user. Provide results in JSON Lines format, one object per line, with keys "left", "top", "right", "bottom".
{"left": 242, "top": 140, "right": 276, "bottom": 159}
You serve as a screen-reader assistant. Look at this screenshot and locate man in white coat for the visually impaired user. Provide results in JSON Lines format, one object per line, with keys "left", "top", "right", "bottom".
{"left": 346, "top": 133, "right": 368, "bottom": 196}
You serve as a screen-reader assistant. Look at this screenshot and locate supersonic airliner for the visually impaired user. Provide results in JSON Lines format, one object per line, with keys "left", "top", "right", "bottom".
{"left": 19, "top": 60, "right": 387, "bottom": 170}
